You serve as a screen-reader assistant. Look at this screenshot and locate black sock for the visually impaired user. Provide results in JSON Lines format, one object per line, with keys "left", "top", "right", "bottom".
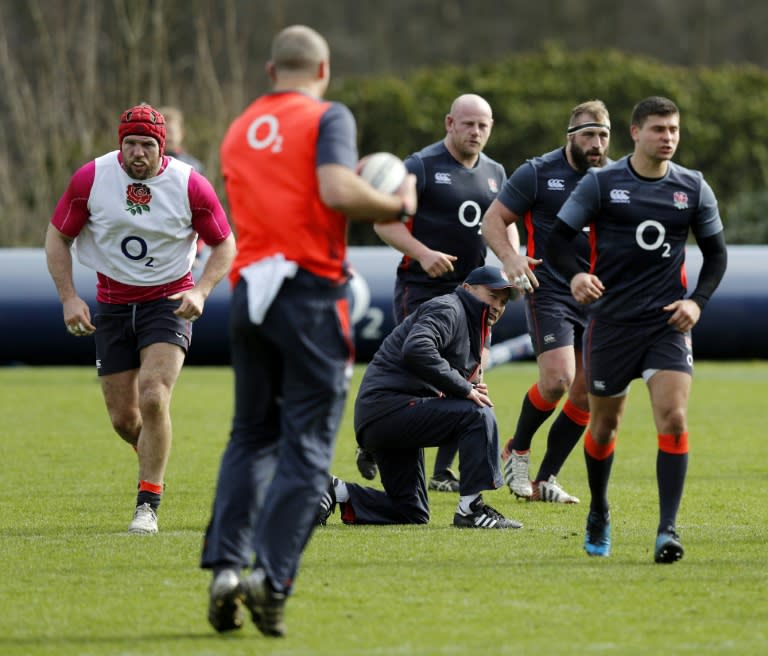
{"left": 137, "top": 490, "right": 161, "bottom": 512}
{"left": 509, "top": 391, "right": 556, "bottom": 452}
{"left": 535, "top": 410, "right": 586, "bottom": 480}
{"left": 657, "top": 450, "right": 688, "bottom": 533}
{"left": 585, "top": 450, "right": 613, "bottom": 515}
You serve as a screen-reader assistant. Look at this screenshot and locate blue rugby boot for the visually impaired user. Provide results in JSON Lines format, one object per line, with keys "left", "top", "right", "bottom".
{"left": 584, "top": 510, "right": 611, "bottom": 557}
{"left": 654, "top": 526, "right": 684, "bottom": 563}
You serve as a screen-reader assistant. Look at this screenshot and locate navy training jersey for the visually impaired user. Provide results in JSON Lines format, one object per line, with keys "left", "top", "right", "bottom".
{"left": 497, "top": 147, "right": 597, "bottom": 285}
{"left": 557, "top": 155, "right": 723, "bottom": 322}
{"left": 397, "top": 141, "right": 506, "bottom": 285}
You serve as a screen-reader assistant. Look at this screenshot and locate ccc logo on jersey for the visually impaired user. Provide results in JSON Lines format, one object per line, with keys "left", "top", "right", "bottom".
{"left": 547, "top": 178, "right": 565, "bottom": 191}
{"left": 434, "top": 172, "right": 452, "bottom": 184}
{"left": 610, "top": 188, "right": 630, "bottom": 203}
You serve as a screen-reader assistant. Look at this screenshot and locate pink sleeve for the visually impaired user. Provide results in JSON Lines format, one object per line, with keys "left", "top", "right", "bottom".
{"left": 51, "top": 161, "right": 96, "bottom": 237}
{"left": 188, "top": 170, "right": 231, "bottom": 245}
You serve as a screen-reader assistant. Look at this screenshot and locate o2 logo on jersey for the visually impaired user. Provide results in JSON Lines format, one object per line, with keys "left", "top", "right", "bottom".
{"left": 458, "top": 200, "right": 483, "bottom": 233}
{"left": 246, "top": 115, "right": 284, "bottom": 153}
{"left": 635, "top": 220, "right": 671, "bottom": 258}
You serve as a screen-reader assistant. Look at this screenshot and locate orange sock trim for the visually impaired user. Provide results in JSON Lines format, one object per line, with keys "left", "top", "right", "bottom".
{"left": 658, "top": 432, "right": 689, "bottom": 455}
{"left": 528, "top": 383, "right": 558, "bottom": 412}
{"left": 562, "top": 399, "right": 590, "bottom": 426}
{"left": 138, "top": 480, "right": 163, "bottom": 495}
{"left": 584, "top": 429, "right": 615, "bottom": 461}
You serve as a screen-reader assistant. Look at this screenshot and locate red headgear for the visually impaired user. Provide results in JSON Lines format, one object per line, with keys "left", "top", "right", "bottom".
{"left": 118, "top": 104, "right": 166, "bottom": 155}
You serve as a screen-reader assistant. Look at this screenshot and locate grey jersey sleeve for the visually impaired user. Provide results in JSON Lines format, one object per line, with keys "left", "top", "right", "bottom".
{"left": 557, "top": 170, "right": 600, "bottom": 229}
{"left": 496, "top": 161, "right": 537, "bottom": 216}
{"left": 404, "top": 153, "right": 427, "bottom": 196}
{"left": 316, "top": 102, "right": 358, "bottom": 169}
{"left": 692, "top": 178, "right": 724, "bottom": 240}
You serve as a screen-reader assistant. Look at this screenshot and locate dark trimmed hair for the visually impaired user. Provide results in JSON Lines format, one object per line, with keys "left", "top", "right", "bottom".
{"left": 630, "top": 96, "right": 679, "bottom": 127}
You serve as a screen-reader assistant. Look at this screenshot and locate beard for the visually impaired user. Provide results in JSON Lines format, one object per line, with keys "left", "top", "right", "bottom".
{"left": 123, "top": 157, "right": 159, "bottom": 180}
{"left": 571, "top": 143, "right": 607, "bottom": 173}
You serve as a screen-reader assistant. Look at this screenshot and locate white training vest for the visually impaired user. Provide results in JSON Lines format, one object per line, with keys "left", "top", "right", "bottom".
{"left": 74, "top": 152, "right": 196, "bottom": 286}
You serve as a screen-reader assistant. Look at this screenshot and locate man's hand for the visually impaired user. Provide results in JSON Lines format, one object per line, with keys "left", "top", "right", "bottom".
{"left": 63, "top": 297, "right": 96, "bottom": 336}
{"left": 170, "top": 288, "right": 205, "bottom": 322}
{"left": 570, "top": 272, "right": 604, "bottom": 304}
{"left": 502, "top": 253, "right": 541, "bottom": 294}
{"left": 418, "top": 249, "right": 458, "bottom": 278}
{"left": 467, "top": 383, "right": 493, "bottom": 407}
{"left": 663, "top": 298, "right": 701, "bottom": 332}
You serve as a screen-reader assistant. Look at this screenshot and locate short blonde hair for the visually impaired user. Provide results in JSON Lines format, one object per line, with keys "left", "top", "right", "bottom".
{"left": 568, "top": 100, "right": 610, "bottom": 128}
{"left": 270, "top": 25, "right": 329, "bottom": 73}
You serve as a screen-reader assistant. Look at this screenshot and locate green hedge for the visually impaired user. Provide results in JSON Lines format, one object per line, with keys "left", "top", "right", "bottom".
{"left": 15, "top": 45, "right": 767, "bottom": 247}
{"left": 333, "top": 44, "right": 768, "bottom": 245}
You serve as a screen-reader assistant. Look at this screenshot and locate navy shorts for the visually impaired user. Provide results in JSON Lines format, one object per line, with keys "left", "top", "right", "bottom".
{"left": 93, "top": 298, "right": 191, "bottom": 376}
{"left": 584, "top": 318, "right": 693, "bottom": 396}
{"left": 525, "top": 284, "right": 588, "bottom": 355}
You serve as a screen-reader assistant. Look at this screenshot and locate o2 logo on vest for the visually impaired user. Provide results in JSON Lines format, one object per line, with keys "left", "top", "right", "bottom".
{"left": 121, "top": 235, "right": 155, "bottom": 267}
{"left": 246, "top": 115, "right": 284, "bottom": 153}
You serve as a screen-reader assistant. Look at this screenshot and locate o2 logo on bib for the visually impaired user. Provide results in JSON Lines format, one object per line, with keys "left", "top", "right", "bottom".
{"left": 121, "top": 235, "right": 154, "bottom": 267}
{"left": 246, "top": 115, "right": 284, "bottom": 153}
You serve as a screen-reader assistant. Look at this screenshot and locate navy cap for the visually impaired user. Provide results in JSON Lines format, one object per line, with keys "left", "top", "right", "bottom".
{"left": 464, "top": 265, "right": 516, "bottom": 290}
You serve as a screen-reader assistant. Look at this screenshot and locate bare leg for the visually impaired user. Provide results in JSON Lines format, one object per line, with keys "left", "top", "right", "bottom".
{"left": 101, "top": 369, "right": 141, "bottom": 448}
{"left": 100, "top": 342, "right": 185, "bottom": 484}
{"left": 135, "top": 342, "right": 186, "bottom": 485}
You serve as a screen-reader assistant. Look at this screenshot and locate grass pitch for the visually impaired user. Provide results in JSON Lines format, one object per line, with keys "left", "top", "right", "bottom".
{"left": 0, "top": 362, "right": 765, "bottom": 655}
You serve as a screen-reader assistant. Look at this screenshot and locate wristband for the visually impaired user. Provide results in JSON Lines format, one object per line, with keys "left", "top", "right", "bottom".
{"left": 398, "top": 204, "right": 411, "bottom": 223}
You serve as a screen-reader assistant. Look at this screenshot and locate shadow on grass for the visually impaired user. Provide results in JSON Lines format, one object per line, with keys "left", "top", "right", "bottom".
{"left": 0, "top": 630, "right": 254, "bottom": 649}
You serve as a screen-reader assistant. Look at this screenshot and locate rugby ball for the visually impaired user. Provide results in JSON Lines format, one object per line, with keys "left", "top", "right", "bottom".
{"left": 357, "top": 152, "right": 407, "bottom": 194}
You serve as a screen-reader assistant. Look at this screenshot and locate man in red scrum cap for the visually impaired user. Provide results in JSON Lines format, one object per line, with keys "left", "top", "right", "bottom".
{"left": 45, "top": 103, "right": 235, "bottom": 535}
